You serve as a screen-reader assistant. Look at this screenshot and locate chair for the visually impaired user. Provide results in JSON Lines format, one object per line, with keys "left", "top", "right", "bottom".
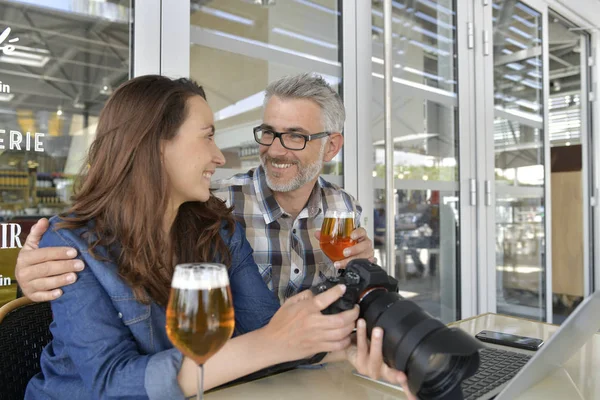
{"left": 0, "top": 297, "right": 53, "bottom": 400}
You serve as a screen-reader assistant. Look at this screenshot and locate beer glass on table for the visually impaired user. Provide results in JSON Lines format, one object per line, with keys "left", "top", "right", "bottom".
{"left": 166, "top": 263, "right": 234, "bottom": 400}
{"left": 319, "top": 210, "right": 356, "bottom": 273}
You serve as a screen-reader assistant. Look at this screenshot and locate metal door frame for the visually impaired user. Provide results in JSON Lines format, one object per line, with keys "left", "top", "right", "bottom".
{"left": 475, "top": 0, "right": 552, "bottom": 321}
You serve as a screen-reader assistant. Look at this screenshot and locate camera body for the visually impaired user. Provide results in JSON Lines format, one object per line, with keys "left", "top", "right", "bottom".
{"left": 311, "top": 259, "right": 398, "bottom": 314}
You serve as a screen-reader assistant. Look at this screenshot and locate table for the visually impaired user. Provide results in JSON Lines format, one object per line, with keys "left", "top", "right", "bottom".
{"left": 206, "top": 313, "right": 600, "bottom": 400}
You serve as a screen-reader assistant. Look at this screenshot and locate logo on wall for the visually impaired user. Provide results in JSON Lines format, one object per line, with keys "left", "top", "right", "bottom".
{"left": 1, "top": 223, "right": 21, "bottom": 249}
{"left": 0, "top": 26, "right": 45, "bottom": 153}
{"left": 0, "top": 27, "right": 17, "bottom": 94}
{"left": 0, "top": 26, "right": 42, "bottom": 255}
{"left": 0, "top": 27, "right": 19, "bottom": 55}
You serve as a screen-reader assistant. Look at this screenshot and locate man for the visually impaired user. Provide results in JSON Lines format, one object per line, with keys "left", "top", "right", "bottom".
{"left": 15, "top": 73, "right": 374, "bottom": 304}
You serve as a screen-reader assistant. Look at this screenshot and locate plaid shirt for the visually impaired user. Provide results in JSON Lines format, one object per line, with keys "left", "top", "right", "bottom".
{"left": 211, "top": 166, "right": 362, "bottom": 304}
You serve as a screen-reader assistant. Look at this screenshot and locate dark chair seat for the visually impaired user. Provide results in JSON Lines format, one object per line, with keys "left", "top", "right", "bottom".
{"left": 0, "top": 298, "right": 53, "bottom": 400}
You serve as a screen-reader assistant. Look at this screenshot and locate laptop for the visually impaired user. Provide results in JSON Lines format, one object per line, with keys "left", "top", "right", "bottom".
{"left": 353, "top": 290, "right": 600, "bottom": 400}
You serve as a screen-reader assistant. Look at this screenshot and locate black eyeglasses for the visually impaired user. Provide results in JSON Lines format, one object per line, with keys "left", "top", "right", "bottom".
{"left": 253, "top": 126, "right": 331, "bottom": 151}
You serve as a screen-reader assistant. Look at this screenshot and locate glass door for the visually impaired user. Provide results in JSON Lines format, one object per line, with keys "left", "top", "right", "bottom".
{"left": 490, "top": 0, "right": 549, "bottom": 321}
{"left": 370, "top": 0, "right": 462, "bottom": 323}
{"left": 546, "top": 10, "right": 593, "bottom": 323}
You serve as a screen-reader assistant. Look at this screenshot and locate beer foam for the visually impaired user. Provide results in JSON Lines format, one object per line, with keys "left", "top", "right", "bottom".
{"left": 325, "top": 210, "right": 355, "bottom": 219}
{"left": 171, "top": 263, "right": 229, "bottom": 289}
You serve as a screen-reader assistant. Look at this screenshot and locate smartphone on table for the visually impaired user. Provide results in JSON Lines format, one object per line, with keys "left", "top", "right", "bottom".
{"left": 475, "top": 330, "right": 544, "bottom": 351}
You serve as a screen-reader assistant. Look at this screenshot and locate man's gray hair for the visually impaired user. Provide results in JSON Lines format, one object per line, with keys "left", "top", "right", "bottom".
{"left": 264, "top": 73, "right": 345, "bottom": 133}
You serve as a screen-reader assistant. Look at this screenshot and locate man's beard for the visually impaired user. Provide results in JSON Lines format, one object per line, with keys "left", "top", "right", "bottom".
{"left": 261, "top": 140, "right": 327, "bottom": 193}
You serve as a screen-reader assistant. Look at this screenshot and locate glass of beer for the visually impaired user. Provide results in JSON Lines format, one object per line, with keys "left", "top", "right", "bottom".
{"left": 319, "top": 210, "right": 357, "bottom": 266}
{"left": 166, "top": 263, "right": 235, "bottom": 400}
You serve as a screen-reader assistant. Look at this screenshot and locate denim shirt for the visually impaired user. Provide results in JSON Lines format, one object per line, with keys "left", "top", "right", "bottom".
{"left": 26, "top": 217, "right": 281, "bottom": 400}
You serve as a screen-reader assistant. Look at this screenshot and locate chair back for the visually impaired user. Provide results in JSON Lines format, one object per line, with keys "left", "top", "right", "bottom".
{"left": 0, "top": 297, "right": 53, "bottom": 400}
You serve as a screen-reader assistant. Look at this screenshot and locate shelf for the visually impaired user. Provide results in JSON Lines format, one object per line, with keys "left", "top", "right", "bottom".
{"left": 0, "top": 187, "right": 28, "bottom": 191}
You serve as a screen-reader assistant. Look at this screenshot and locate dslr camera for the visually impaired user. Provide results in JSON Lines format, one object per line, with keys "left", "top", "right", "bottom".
{"left": 312, "top": 259, "right": 482, "bottom": 400}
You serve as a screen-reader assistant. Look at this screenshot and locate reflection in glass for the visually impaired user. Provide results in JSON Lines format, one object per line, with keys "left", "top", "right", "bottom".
{"left": 547, "top": 11, "right": 588, "bottom": 323}
{"left": 373, "top": 188, "right": 458, "bottom": 322}
{"left": 190, "top": 0, "right": 342, "bottom": 175}
{"left": 371, "top": 0, "right": 459, "bottom": 323}
{"left": 493, "top": 0, "right": 546, "bottom": 320}
{"left": 0, "top": 0, "right": 132, "bottom": 306}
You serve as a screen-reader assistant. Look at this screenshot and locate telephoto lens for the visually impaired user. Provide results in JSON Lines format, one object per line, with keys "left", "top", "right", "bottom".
{"left": 313, "top": 259, "right": 483, "bottom": 400}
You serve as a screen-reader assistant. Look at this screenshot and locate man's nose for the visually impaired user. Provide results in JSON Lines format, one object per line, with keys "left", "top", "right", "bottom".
{"left": 267, "top": 135, "right": 288, "bottom": 156}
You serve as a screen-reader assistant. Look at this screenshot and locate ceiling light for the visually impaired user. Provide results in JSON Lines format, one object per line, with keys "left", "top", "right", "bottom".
{"left": 197, "top": 6, "right": 254, "bottom": 25}
{"left": 73, "top": 96, "right": 85, "bottom": 109}
{"left": 272, "top": 27, "right": 337, "bottom": 49}
{"left": 505, "top": 37, "right": 528, "bottom": 50}
{"left": 293, "top": 0, "right": 339, "bottom": 15}
{"left": 0, "top": 44, "right": 50, "bottom": 67}
{"left": 100, "top": 77, "right": 113, "bottom": 96}
{"left": 508, "top": 26, "right": 533, "bottom": 40}
{"left": 214, "top": 90, "right": 265, "bottom": 122}
{"left": 56, "top": 106, "right": 63, "bottom": 116}
{"left": 0, "top": 51, "right": 50, "bottom": 67}
{"left": 372, "top": 133, "right": 439, "bottom": 146}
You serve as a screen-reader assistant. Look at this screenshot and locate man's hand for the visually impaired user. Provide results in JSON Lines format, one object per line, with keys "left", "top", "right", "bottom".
{"left": 263, "top": 284, "right": 359, "bottom": 361}
{"left": 315, "top": 227, "right": 375, "bottom": 269}
{"left": 15, "top": 218, "right": 83, "bottom": 302}
{"left": 346, "top": 319, "right": 417, "bottom": 400}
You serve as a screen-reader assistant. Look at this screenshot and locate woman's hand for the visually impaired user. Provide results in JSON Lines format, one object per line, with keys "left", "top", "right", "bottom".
{"left": 187, "top": 285, "right": 358, "bottom": 395}
{"left": 262, "top": 284, "right": 359, "bottom": 361}
{"left": 346, "top": 319, "right": 418, "bottom": 400}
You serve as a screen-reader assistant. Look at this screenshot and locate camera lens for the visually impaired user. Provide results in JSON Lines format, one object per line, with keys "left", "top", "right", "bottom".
{"left": 358, "top": 289, "right": 482, "bottom": 400}
{"left": 314, "top": 259, "right": 482, "bottom": 399}
{"left": 424, "top": 354, "right": 450, "bottom": 379}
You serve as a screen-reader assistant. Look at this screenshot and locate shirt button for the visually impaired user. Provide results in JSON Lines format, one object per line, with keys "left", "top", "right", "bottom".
{"left": 118, "top": 312, "right": 123, "bottom": 319}
{"left": 292, "top": 229, "right": 297, "bottom": 234}
{"left": 294, "top": 268, "right": 300, "bottom": 274}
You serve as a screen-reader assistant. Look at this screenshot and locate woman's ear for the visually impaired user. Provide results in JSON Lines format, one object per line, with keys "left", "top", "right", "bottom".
{"left": 323, "top": 132, "right": 344, "bottom": 162}
{"left": 159, "top": 139, "right": 166, "bottom": 159}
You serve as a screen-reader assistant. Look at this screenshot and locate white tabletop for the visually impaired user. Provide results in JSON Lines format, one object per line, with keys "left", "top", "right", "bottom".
{"left": 206, "top": 313, "right": 600, "bottom": 399}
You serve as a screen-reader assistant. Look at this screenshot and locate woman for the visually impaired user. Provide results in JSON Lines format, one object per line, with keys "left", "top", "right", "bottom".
{"left": 26, "top": 76, "right": 414, "bottom": 399}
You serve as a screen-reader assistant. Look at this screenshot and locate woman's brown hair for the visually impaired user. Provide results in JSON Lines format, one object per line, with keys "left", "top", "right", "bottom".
{"left": 58, "top": 75, "right": 234, "bottom": 305}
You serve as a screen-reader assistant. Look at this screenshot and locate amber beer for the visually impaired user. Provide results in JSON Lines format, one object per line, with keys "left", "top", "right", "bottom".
{"left": 319, "top": 210, "right": 356, "bottom": 262}
{"left": 166, "top": 263, "right": 234, "bottom": 365}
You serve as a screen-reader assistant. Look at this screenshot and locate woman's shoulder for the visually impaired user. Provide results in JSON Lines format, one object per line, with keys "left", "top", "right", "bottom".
{"left": 44, "top": 216, "right": 131, "bottom": 297}
{"left": 42, "top": 216, "right": 114, "bottom": 264}
{"left": 219, "top": 220, "right": 246, "bottom": 248}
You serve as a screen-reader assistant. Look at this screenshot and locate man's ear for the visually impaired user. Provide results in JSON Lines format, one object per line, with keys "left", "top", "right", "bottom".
{"left": 323, "top": 132, "right": 343, "bottom": 162}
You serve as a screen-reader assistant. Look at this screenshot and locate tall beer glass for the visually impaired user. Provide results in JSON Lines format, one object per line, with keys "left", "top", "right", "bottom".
{"left": 166, "top": 263, "right": 234, "bottom": 399}
{"left": 319, "top": 210, "right": 356, "bottom": 268}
